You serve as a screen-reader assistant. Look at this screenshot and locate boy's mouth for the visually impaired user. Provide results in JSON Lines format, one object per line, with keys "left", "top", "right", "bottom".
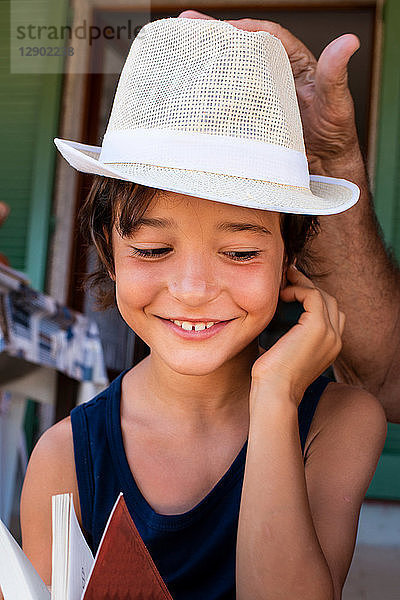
{"left": 171, "top": 320, "right": 216, "bottom": 331}
{"left": 157, "top": 316, "right": 234, "bottom": 334}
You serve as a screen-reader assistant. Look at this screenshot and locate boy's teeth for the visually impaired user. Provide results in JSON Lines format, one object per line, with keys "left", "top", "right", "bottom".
{"left": 170, "top": 320, "right": 216, "bottom": 331}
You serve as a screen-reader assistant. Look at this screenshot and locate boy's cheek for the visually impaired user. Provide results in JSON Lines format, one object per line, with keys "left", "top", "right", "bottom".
{"left": 115, "top": 276, "right": 158, "bottom": 312}
{"left": 233, "top": 266, "right": 282, "bottom": 302}
{"left": 246, "top": 276, "right": 282, "bottom": 322}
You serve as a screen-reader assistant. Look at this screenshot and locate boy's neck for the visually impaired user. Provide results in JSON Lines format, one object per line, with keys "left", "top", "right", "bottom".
{"left": 122, "top": 341, "right": 261, "bottom": 436}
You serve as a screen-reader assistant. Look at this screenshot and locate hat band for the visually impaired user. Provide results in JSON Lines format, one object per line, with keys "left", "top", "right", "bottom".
{"left": 99, "top": 129, "right": 310, "bottom": 188}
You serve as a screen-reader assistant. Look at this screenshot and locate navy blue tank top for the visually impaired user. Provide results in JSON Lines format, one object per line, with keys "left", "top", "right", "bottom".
{"left": 71, "top": 369, "right": 331, "bottom": 600}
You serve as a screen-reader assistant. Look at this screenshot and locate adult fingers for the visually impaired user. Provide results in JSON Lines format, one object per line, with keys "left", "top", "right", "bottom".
{"left": 224, "top": 18, "right": 318, "bottom": 84}
{"left": 178, "top": 10, "right": 216, "bottom": 20}
{"left": 178, "top": 12, "right": 318, "bottom": 86}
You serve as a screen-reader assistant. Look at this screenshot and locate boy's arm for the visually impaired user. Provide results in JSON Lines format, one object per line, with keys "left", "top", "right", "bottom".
{"left": 236, "top": 382, "right": 387, "bottom": 600}
{"left": 20, "top": 416, "right": 80, "bottom": 587}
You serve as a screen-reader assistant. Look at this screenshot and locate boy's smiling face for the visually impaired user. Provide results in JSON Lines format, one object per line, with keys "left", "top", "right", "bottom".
{"left": 111, "top": 191, "right": 285, "bottom": 375}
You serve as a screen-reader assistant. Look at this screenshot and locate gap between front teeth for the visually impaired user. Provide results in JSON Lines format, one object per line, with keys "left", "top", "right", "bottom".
{"left": 171, "top": 320, "right": 215, "bottom": 331}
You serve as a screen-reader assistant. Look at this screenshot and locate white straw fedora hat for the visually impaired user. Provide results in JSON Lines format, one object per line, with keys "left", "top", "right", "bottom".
{"left": 54, "top": 17, "right": 359, "bottom": 215}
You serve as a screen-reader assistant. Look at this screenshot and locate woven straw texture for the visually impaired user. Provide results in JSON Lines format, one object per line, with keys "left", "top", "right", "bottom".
{"left": 106, "top": 18, "right": 305, "bottom": 153}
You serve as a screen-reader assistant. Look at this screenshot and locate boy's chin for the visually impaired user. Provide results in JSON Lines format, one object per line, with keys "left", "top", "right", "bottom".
{"left": 162, "top": 347, "right": 254, "bottom": 377}
{"left": 158, "top": 350, "right": 233, "bottom": 376}
{"left": 168, "top": 359, "right": 226, "bottom": 377}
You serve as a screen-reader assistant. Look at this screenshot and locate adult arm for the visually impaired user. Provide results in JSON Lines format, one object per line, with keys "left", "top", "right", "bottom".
{"left": 284, "top": 23, "right": 400, "bottom": 422}
{"left": 179, "top": 11, "right": 400, "bottom": 422}
{"left": 309, "top": 150, "right": 400, "bottom": 424}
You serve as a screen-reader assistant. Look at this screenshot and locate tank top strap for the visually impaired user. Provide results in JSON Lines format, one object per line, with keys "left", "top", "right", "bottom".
{"left": 298, "top": 374, "right": 332, "bottom": 453}
{"left": 70, "top": 401, "right": 95, "bottom": 546}
{"left": 70, "top": 369, "right": 130, "bottom": 548}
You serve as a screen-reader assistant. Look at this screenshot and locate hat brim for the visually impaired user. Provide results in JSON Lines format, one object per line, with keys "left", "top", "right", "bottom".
{"left": 54, "top": 137, "right": 359, "bottom": 216}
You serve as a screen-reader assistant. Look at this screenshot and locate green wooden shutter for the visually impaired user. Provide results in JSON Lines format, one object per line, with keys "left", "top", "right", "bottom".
{"left": 0, "top": 0, "right": 66, "bottom": 291}
{"left": 366, "top": 0, "right": 400, "bottom": 499}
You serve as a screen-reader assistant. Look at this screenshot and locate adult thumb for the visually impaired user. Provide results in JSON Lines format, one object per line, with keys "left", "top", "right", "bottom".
{"left": 316, "top": 33, "right": 360, "bottom": 99}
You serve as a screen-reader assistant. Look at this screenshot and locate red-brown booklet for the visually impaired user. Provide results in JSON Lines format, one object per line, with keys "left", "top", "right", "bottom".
{"left": 0, "top": 492, "right": 174, "bottom": 600}
{"left": 82, "top": 493, "right": 174, "bottom": 600}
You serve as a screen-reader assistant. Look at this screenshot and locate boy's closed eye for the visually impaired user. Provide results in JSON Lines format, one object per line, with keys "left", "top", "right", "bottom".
{"left": 127, "top": 247, "right": 264, "bottom": 262}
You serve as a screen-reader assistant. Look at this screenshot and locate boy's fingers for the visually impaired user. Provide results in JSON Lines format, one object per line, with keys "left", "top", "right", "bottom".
{"left": 285, "top": 265, "right": 315, "bottom": 289}
{"left": 280, "top": 284, "right": 327, "bottom": 318}
{"left": 281, "top": 282, "right": 341, "bottom": 336}
{"left": 285, "top": 267, "right": 342, "bottom": 334}
{"left": 282, "top": 268, "right": 326, "bottom": 317}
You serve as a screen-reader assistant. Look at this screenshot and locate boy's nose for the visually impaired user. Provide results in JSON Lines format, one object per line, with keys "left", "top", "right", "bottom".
{"left": 167, "top": 257, "right": 220, "bottom": 306}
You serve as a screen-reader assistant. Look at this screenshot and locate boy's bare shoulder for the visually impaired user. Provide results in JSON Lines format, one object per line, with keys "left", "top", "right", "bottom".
{"left": 21, "top": 416, "right": 78, "bottom": 503}
{"left": 29, "top": 416, "right": 75, "bottom": 469}
{"left": 23, "top": 416, "right": 79, "bottom": 498}
{"left": 305, "top": 380, "right": 387, "bottom": 459}
{"left": 21, "top": 417, "right": 81, "bottom": 583}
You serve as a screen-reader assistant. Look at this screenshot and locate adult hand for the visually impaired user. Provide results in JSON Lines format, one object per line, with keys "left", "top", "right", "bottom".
{"left": 178, "top": 10, "right": 361, "bottom": 175}
{"left": 250, "top": 266, "right": 345, "bottom": 406}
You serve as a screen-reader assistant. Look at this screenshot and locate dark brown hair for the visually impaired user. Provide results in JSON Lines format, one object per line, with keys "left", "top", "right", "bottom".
{"left": 78, "top": 175, "right": 320, "bottom": 310}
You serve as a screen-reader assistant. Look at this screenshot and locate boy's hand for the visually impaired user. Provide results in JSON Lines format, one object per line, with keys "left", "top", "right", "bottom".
{"left": 250, "top": 266, "right": 345, "bottom": 406}
{"left": 178, "top": 10, "right": 361, "bottom": 174}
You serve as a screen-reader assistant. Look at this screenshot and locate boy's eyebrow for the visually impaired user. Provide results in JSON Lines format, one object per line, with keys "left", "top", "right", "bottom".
{"left": 134, "top": 217, "right": 174, "bottom": 230}
{"left": 134, "top": 217, "right": 272, "bottom": 236}
{"left": 216, "top": 222, "right": 272, "bottom": 236}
